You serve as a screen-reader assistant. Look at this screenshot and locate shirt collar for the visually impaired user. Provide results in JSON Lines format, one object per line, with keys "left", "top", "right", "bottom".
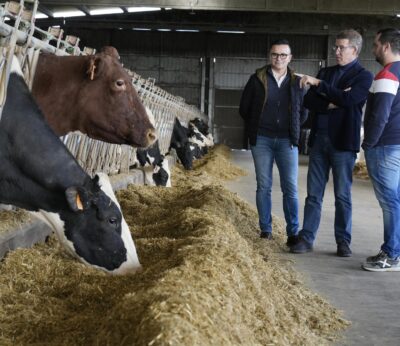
{"left": 338, "top": 58, "right": 358, "bottom": 71}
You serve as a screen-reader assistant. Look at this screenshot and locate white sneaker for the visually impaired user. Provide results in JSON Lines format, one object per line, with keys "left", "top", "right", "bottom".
{"left": 362, "top": 250, "right": 400, "bottom": 272}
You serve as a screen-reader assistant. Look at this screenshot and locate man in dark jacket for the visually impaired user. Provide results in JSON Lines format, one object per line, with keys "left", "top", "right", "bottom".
{"left": 290, "top": 29, "right": 373, "bottom": 256}
{"left": 239, "top": 39, "right": 308, "bottom": 245}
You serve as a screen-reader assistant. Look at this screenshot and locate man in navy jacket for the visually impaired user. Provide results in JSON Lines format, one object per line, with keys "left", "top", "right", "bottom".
{"left": 362, "top": 28, "right": 400, "bottom": 271}
{"left": 239, "top": 39, "right": 308, "bottom": 245}
{"left": 290, "top": 29, "right": 373, "bottom": 256}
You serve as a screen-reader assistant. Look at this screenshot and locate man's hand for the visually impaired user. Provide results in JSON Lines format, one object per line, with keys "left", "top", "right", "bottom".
{"left": 300, "top": 75, "right": 321, "bottom": 88}
{"left": 327, "top": 103, "right": 338, "bottom": 109}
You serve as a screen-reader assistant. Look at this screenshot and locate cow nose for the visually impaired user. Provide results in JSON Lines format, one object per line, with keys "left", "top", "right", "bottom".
{"left": 147, "top": 129, "right": 157, "bottom": 145}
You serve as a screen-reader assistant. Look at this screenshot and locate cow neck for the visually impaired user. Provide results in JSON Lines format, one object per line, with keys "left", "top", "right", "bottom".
{"left": 33, "top": 54, "right": 90, "bottom": 136}
{"left": 1, "top": 72, "right": 89, "bottom": 212}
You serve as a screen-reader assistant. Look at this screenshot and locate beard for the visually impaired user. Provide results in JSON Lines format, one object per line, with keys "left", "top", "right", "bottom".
{"left": 375, "top": 54, "right": 383, "bottom": 65}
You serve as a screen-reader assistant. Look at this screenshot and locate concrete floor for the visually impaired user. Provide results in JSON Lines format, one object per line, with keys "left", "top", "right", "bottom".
{"left": 225, "top": 149, "right": 400, "bottom": 346}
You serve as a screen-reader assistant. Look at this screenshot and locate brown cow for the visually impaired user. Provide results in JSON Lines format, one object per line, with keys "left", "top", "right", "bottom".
{"left": 32, "top": 48, "right": 156, "bottom": 148}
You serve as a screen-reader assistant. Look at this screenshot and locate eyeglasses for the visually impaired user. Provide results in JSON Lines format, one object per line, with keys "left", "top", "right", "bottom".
{"left": 332, "top": 45, "right": 354, "bottom": 52}
{"left": 270, "top": 53, "right": 290, "bottom": 59}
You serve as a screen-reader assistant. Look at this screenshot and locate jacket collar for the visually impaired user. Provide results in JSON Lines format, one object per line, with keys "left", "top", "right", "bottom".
{"left": 256, "top": 64, "right": 296, "bottom": 85}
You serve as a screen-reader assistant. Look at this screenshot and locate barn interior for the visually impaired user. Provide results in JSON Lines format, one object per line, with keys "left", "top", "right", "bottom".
{"left": 34, "top": 0, "right": 398, "bottom": 148}
{"left": 1, "top": 1, "right": 400, "bottom": 345}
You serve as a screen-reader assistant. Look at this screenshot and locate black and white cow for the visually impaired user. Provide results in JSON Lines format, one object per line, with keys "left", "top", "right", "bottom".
{"left": 188, "top": 125, "right": 209, "bottom": 156}
{"left": 190, "top": 118, "right": 209, "bottom": 136}
{"left": 136, "top": 140, "right": 171, "bottom": 187}
{"left": 134, "top": 107, "right": 171, "bottom": 187}
{"left": 0, "top": 56, "right": 141, "bottom": 274}
{"left": 189, "top": 118, "right": 214, "bottom": 147}
{"left": 189, "top": 118, "right": 214, "bottom": 151}
{"left": 169, "top": 118, "right": 194, "bottom": 170}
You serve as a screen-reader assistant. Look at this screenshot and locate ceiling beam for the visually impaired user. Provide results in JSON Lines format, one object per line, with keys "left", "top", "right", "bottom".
{"left": 39, "top": 0, "right": 400, "bottom": 16}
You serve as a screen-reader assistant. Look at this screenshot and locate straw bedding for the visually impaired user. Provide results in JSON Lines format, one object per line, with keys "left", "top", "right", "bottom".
{"left": 353, "top": 161, "right": 369, "bottom": 180}
{"left": 0, "top": 145, "right": 349, "bottom": 345}
{"left": 0, "top": 209, "right": 31, "bottom": 234}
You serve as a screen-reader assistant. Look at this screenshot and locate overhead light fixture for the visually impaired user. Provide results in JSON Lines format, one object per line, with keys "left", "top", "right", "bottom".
{"left": 164, "top": 8, "right": 172, "bottom": 10}
{"left": 133, "top": 28, "right": 152, "bottom": 31}
{"left": 157, "top": 28, "right": 171, "bottom": 32}
{"left": 127, "top": 7, "right": 161, "bottom": 13}
{"left": 35, "top": 12, "right": 48, "bottom": 19}
{"left": 397, "top": 14, "right": 400, "bottom": 17}
{"left": 90, "top": 7, "right": 123, "bottom": 16}
{"left": 53, "top": 10, "right": 85, "bottom": 18}
{"left": 216, "top": 30, "right": 245, "bottom": 34}
{"left": 176, "top": 29, "right": 199, "bottom": 32}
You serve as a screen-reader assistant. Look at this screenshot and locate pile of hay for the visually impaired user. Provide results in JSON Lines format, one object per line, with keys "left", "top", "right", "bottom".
{"left": 353, "top": 161, "right": 369, "bottom": 180}
{"left": 0, "top": 146, "right": 349, "bottom": 345}
{"left": 0, "top": 209, "right": 31, "bottom": 234}
{"left": 172, "top": 145, "right": 248, "bottom": 188}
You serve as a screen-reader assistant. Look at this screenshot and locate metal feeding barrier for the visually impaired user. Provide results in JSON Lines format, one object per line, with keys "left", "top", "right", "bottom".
{"left": 0, "top": 0, "right": 208, "bottom": 177}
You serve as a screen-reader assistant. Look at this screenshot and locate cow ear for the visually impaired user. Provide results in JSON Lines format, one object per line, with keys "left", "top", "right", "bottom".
{"left": 86, "top": 56, "right": 101, "bottom": 81}
{"left": 65, "top": 187, "right": 90, "bottom": 212}
{"left": 99, "top": 46, "right": 120, "bottom": 60}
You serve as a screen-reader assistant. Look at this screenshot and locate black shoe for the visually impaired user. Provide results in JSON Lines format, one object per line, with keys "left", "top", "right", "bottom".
{"left": 286, "top": 235, "right": 299, "bottom": 247}
{"left": 260, "top": 231, "right": 273, "bottom": 240}
{"left": 290, "top": 238, "right": 313, "bottom": 253}
{"left": 337, "top": 241, "right": 352, "bottom": 257}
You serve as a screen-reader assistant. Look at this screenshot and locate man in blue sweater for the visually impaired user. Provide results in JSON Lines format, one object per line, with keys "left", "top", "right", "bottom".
{"left": 362, "top": 28, "right": 400, "bottom": 271}
{"left": 289, "top": 29, "right": 373, "bottom": 256}
{"left": 239, "top": 39, "right": 308, "bottom": 245}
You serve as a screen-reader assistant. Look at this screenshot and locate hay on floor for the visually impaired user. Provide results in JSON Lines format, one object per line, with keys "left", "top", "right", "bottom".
{"left": 0, "top": 145, "right": 349, "bottom": 345}
{"left": 353, "top": 161, "right": 369, "bottom": 180}
{"left": 0, "top": 209, "right": 31, "bottom": 234}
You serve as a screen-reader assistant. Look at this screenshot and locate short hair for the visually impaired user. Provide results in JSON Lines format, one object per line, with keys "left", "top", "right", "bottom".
{"left": 336, "top": 29, "right": 363, "bottom": 54}
{"left": 377, "top": 28, "right": 400, "bottom": 54}
{"left": 270, "top": 39, "right": 291, "bottom": 53}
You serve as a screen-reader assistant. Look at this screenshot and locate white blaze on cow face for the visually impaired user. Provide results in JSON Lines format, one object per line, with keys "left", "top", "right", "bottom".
{"left": 143, "top": 165, "right": 156, "bottom": 186}
{"left": 96, "top": 173, "right": 142, "bottom": 274}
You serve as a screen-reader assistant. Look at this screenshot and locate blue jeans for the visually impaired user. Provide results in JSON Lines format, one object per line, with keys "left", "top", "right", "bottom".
{"left": 250, "top": 135, "right": 299, "bottom": 236}
{"left": 300, "top": 134, "right": 356, "bottom": 245}
{"left": 365, "top": 145, "right": 400, "bottom": 258}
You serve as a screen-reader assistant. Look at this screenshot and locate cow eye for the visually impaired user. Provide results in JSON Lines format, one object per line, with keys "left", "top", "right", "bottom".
{"left": 115, "top": 79, "right": 125, "bottom": 88}
{"left": 108, "top": 217, "right": 118, "bottom": 226}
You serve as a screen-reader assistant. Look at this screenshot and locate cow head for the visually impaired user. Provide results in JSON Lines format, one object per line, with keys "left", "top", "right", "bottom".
{"left": 175, "top": 142, "right": 194, "bottom": 170}
{"left": 79, "top": 49, "right": 156, "bottom": 148}
{"left": 190, "top": 118, "right": 210, "bottom": 136}
{"left": 153, "top": 159, "right": 171, "bottom": 187}
{"left": 38, "top": 174, "right": 141, "bottom": 275}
